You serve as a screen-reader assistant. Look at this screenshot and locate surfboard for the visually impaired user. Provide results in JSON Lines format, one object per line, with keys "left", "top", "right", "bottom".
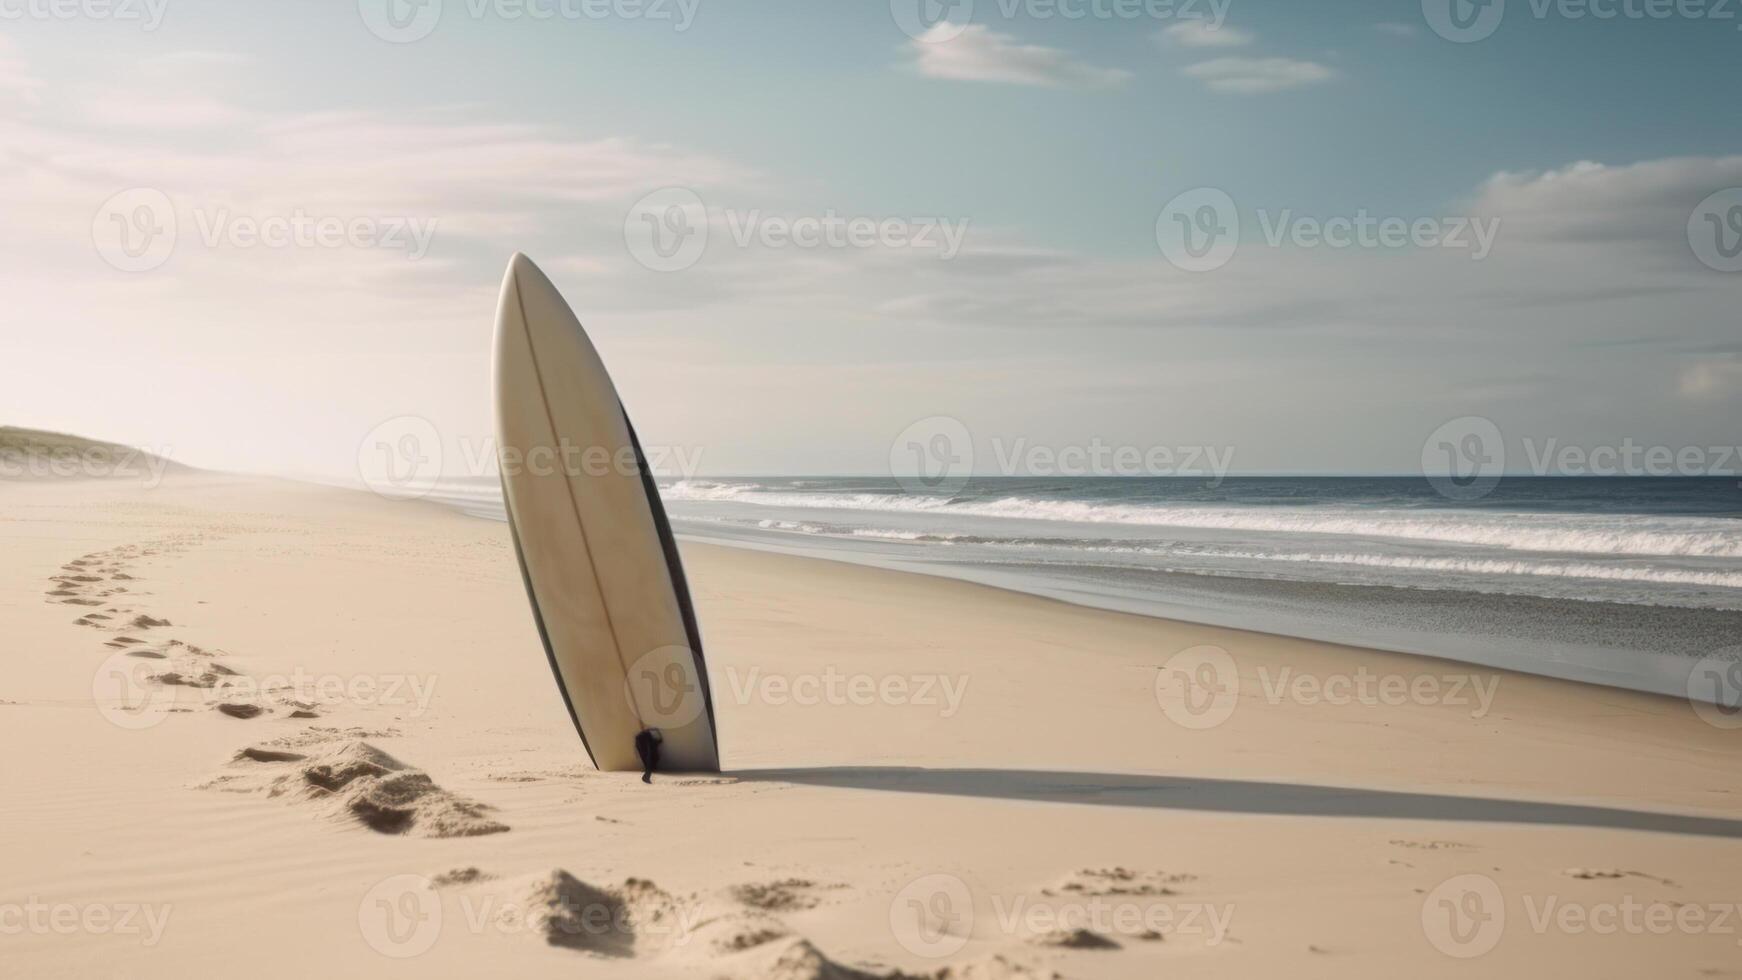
{"left": 493, "top": 253, "right": 720, "bottom": 775}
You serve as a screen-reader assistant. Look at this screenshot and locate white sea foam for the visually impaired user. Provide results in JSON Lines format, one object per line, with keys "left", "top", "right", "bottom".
{"left": 658, "top": 483, "right": 1742, "bottom": 559}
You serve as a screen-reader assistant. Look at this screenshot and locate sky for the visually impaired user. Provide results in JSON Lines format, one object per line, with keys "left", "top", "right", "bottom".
{"left": 1, "top": 0, "right": 1739, "bottom": 482}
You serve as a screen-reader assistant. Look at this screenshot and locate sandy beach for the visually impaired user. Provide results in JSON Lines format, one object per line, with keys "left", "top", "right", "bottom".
{"left": 1, "top": 465, "right": 1737, "bottom": 978}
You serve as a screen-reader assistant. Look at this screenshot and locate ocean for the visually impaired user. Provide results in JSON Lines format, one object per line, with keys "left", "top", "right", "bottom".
{"left": 435, "top": 475, "right": 1742, "bottom": 700}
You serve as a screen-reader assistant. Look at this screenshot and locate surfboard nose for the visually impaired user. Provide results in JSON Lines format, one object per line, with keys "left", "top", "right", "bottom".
{"left": 501, "top": 251, "right": 549, "bottom": 305}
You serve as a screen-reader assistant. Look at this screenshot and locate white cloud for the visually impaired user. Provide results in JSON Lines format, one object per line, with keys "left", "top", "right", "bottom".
{"left": 911, "top": 23, "right": 1132, "bottom": 89}
{"left": 1678, "top": 359, "right": 1742, "bottom": 399}
{"left": 1180, "top": 56, "right": 1336, "bottom": 94}
{"left": 0, "top": 34, "right": 43, "bottom": 109}
{"left": 1160, "top": 21, "right": 1254, "bottom": 48}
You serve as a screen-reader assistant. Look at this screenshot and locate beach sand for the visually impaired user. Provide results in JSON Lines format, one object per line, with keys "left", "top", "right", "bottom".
{"left": 3, "top": 470, "right": 1740, "bottom": 978}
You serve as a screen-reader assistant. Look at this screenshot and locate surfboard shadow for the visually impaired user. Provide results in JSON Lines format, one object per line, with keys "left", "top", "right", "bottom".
{"left": 730, "top": 767, "right": 1742, "bottom": 839}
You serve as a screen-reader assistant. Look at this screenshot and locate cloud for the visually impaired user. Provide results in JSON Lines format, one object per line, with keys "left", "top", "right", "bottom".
{"left": 1180, "top": 56, "right": 1336, "bottom": 94}
{"left": 1678, "top": 359, "right": 1742, "bottom": 399}
{"left": 0, "top": 34, "right": 43, "bottom": 109}
{"left": 1160, "top": 20, "right": 1254, "bottom": 48}
{"left": 3, "top": 33, "right": 1738, "bottom": 477}
{"left": 910, "top": 24, "right": 1132, "bottom": 89}
{"left": 1470, "top": 156, "right": 1742, "bottom": 245}
{"left": 1374, "top": 22, "right": 1420, "bottom": 38}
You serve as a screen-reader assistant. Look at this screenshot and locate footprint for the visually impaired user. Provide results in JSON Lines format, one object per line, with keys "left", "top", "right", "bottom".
{"left": 214, "top": 741, "right": 508, "bottom": 838}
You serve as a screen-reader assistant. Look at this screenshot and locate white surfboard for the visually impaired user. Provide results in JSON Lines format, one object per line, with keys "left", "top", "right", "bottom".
{"left": 493, "top": 253, "right": 719, "bottom": 775}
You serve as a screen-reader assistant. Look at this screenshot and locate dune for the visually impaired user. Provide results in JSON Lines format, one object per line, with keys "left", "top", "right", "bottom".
{"left": 0, "top": 426, "right": 185, "bottom": 482}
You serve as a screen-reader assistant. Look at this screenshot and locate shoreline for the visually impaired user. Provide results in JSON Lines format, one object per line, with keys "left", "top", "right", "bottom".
{"left": 420, "top": 476, "right": 1742, "bottom": 702}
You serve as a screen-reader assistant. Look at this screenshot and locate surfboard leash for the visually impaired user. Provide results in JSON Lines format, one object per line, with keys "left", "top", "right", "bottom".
{"left": 634, "top": 729, "right": 663, "bottom": 784}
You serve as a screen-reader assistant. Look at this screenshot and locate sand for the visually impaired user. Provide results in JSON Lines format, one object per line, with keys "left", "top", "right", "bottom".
{"left": 2, "top": 470, "right": 1740, "bottom": 978}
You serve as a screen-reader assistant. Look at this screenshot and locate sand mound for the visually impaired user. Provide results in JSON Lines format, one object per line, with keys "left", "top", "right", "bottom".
{"left": 718, "top": 936, "right": 892, "bottom": 980}
{"left": 731, "top": 878, "right": 841, "bottom": 911}
{"left": 216, "top": 740, "right": 508, "bottom": 837}
{"left": 931, "top": 955, "right": 1057, "bottom": 980}
{"left": 509, "top": 871, "right": 684, "bottom": 956}
{"left": 1028, "top": 927, "right": 1120, "bottom": 950}
{"left": 1052, "top": 867, "right": 1193, "bottom": 898}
